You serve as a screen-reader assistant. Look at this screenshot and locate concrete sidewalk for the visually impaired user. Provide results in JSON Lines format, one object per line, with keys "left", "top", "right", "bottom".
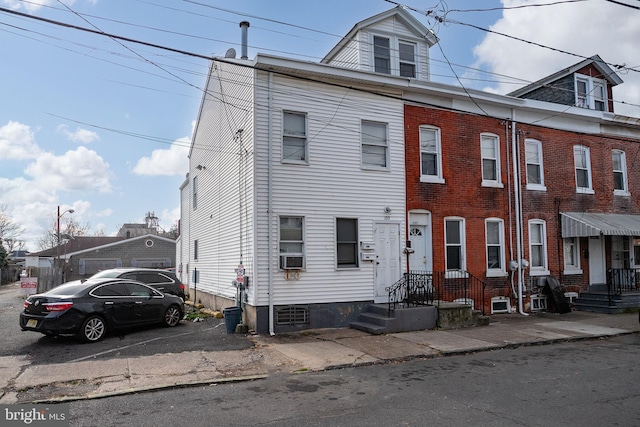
{"left": 1, "top": 310, "right": 638, "bottom": 404}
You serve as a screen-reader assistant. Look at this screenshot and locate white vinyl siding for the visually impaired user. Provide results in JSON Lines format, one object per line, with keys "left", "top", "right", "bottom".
{"left": 253, "top": 70, "right": 406, "bottom": 305}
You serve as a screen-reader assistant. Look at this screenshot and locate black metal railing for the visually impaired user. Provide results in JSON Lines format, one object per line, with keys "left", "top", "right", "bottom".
{"left": 386, "top": 270, "right": 487, "bottom": 316}
{"left": 607, "top": 268, "right": 640, "bottom": 305}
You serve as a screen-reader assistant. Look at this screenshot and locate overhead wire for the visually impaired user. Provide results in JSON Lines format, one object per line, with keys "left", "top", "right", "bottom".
{"left": 1, "top": 2, "right": 638, "bottom": 149}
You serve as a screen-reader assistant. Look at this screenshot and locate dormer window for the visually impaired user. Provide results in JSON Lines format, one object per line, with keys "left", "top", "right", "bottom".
{"left": 372, "top": 35, "right": 418, "bottom": 78}
{"left": 575, "top": 75, "right": 607, "bottom": 111}
{"left": 399, "top": 41, "right": 416, "bottom": 77}
{"left": 373, "top": 36, "right": 391, "bottom": 74}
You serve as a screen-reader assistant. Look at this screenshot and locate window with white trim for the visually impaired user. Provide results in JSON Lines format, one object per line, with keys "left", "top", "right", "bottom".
{"left": 398, "top": 41, "right": 416, "bottom": 78}
{"left": 420, "top": 126, "right": 444, "bottom": 183}
{"left": 575, "top": 75, "right": 607, "bottom": 111}
{"left": 279, "top": 216, "right": 305, "bottom": 269}
{"left": 573, "top": 145, "right": 594, "bottom": 194}
{"left": 192, "top": 175, "right": 198, "bottom": 210}
{"left": 445, "top": 218, "right": 466, "bottom": 271}
{"left": 336, "top": 218, "right": 359, "bottom": 268}
{"left": 373, "top": 36, "right": 391, "bottom": 75}
{"left": 563, "top": 237, "right": 581, "bottom": 274}
{"left": 525, "top": 139, "right": 546, "bottom": 191}
{"left": 283, "top": 111, "right": 307, "bottom": 163}
{"left": 612, "top": 149, "right": 629, "bottom": 196}
{"left": 485, "top": 219, "right": 506, "bottom": 276}
{"left": 481, "top": 133, "right": 502, "bottom": 187}
{"left": 528, "top": 220, "right": 549, "bottom": 275}
{"left": 361, "top": 120, "right": 388, "bottom": 169}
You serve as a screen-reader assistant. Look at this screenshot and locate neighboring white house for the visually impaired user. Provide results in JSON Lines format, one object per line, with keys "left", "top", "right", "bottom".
{"left": 177, "top": 7, "right": 437, "bottom": 334}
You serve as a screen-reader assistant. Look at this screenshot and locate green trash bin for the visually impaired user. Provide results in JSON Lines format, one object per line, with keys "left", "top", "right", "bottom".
{"left": 223, "top": 307, "right": 241, "bottom": 334}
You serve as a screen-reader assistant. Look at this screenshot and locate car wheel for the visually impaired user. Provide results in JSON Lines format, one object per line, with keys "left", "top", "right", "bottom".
{"left": 163, "top": 305, "right": 181, "bottom": 327}
{"left": 79, "top": 315, "right": 106, "bottom": 343}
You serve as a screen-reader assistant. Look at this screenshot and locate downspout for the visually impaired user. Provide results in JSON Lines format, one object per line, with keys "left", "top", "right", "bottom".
{"left": 511, "top": 111, "right": 528, "bottom": 316}
{"left": 268, "top": 71, "right": 275, "bottom": 336}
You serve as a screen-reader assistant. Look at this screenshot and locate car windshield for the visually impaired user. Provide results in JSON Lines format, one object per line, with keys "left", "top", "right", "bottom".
{"left": 90, "top": 270, "right": 122, "bottom": 279}
{"left": 46, "top": 281, "right": 88, "bottom": 297}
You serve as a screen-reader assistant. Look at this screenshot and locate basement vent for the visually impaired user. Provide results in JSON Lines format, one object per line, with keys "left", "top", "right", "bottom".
{"left": 530, "top": 294, "right": 547, "bottom": 312}
{"left": 491, "top": 296, "right": 511, "bottom": 314}
{"left": 276, "top": 306, "right": 309, "bottom": 326}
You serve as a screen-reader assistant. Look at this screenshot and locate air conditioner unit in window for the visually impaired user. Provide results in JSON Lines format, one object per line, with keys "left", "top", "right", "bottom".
{"left": 281, "top": 255, "right": 304, "bottom": 270}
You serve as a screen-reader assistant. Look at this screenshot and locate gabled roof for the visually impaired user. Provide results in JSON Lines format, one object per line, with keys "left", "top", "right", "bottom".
{"left": 508, "top": 55, "right": 623, "bottom": 98}
{"left": 322, "top": 6, "right": 438, "bottom": 64}
{"left": 30, "top": 236, "right": 125, "bottom": 257}
{"left": 29, "top": 234, "right": 177, "bottom": 258}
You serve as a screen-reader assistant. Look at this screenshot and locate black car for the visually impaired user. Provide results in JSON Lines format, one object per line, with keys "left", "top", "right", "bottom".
{"left": 20, "top": 278, "right": 184, "bottom": 342}
{"left": 89, "top": 268, "right": 186, "bottom": 300}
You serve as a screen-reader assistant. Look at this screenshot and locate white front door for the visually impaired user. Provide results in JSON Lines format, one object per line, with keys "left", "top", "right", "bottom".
{"left": 409, "top": 225, "right": 432, "bottom": 272}
{"left": 374, "top": 223, "right": 400, "bottom": 301}
{"left": 588, "top": 236, "right": 606, "bottom": 284}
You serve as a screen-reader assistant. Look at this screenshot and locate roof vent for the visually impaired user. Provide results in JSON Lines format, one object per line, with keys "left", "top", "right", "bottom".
{"left": 225, "top": 48, "right": 236, "bottom": 59}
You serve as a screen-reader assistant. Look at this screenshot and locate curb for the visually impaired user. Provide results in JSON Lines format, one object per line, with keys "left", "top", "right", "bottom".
{"left": 30, "top": 374, "right": 269, "bottom": 404}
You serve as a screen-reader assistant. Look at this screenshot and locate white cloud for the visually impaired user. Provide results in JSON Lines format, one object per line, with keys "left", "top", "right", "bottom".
{"left": 24, "top": 146, "right": 113, "bottom": 193}
{"left": 57, "top": 124, "right": 100, "bottom": 144}
{"left": 1, "top": 0, "right": 80, "bottom": 12}
{"left": 471, "top": 0, "right": 640, "bottom": 117}
{"left": 0, "top": 121, "right": 42, "bottom": 160}
{"left": 132, "top": 137, "right": 190, "bottom": 176}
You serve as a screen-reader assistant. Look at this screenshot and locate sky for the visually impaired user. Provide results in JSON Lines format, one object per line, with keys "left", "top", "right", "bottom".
{"left": 1, "top": 0, "right": 639, "bottom": 252}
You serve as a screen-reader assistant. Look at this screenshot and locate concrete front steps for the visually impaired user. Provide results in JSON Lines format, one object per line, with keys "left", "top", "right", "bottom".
{"left": 573, "top": 291, "right": 640, "bottom": 314}
{"left": 350, "top": 302, "right": 488, "bottom": 335}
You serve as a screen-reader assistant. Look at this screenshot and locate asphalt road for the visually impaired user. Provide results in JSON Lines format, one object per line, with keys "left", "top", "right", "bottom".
{"left": 69, "top": 334, "right": 640, "bottom": 426}
{"left": 0, "top": 282, "right": 252, "bottom": 364}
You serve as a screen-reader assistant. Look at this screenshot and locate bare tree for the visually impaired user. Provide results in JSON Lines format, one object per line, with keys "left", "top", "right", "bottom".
{"left": 0, "top": 204, "right": 25, "bottom": 253}
{"left": 36, "top": 214, "right": 93, "bottom": 251}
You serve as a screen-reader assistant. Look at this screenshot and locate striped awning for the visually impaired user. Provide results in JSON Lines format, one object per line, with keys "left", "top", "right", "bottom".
{"left": 561, "top": 212, "right": 640, "bottom": 237}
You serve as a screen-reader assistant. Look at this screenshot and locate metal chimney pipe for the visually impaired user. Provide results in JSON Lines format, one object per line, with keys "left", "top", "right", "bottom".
{"left": 240, "top": 21, "right": 250, "bottom": 59}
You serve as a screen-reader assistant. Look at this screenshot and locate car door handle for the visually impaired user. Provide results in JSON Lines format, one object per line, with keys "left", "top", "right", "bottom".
{"left": 135, "top": 301, "right": 143, "bottom": 304}
{"left": 104, "top": 301, "right": 114, "bottom": 305}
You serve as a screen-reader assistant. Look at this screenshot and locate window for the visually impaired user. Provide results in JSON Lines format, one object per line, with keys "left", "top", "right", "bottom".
{"left": 575, "top": 75, "right": 607, "bottom": 111}
{"left": 481, "top": 133, "right": 501, "bottom": 187}
{"left": 283, "top": 111, "right": 307, "bottom": 163}
{"left": 336, "top": 218, "right": 359, "bottom": 268}
{"left": 525, "top": 139, "right": 546, "bottom": 190}
{"left": 192, "top": 175, "right": 198, "bottom": 210}
{"left": 485, "top": 219, "right": 506, "bottom": 276}
{"left": 420, "top": 126, "right": 444, "bottom": 183}
{"left": 398, "top": 41, "right": 416, "bottom": 78}
{"left": 193, "top": 239, "right": 198, "bottom": 260}
{"left": 373, "top": 36, "right": 391, "bottom": 75}
{"left": 563, "top": 237, "right": 581, "bottom": 274}
{"left": 445, "top": 218, "right": 465, "bottom": 271}
{"left": 612, "top": 150, "right": 629, "bottom": 196}
{"left": 528, "top": 220, "right": 549, "bottom": 275}
{"left": 361, "top": 121, "right": 388, "bottom": 168}
{"left": 573, "top": 145, "right": 594, "bottom": 194}
{"left": 279, "top": 216, "right": 304, "bottom": 269}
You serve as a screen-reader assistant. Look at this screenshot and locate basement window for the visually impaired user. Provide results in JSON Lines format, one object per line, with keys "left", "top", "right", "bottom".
{"left": 276, "top": 306, "right": 310, "bottom": 326}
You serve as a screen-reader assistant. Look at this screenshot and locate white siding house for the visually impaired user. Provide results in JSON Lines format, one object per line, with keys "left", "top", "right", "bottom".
{"left": 180, "top": 7, "right": 434, "bottom": 333}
